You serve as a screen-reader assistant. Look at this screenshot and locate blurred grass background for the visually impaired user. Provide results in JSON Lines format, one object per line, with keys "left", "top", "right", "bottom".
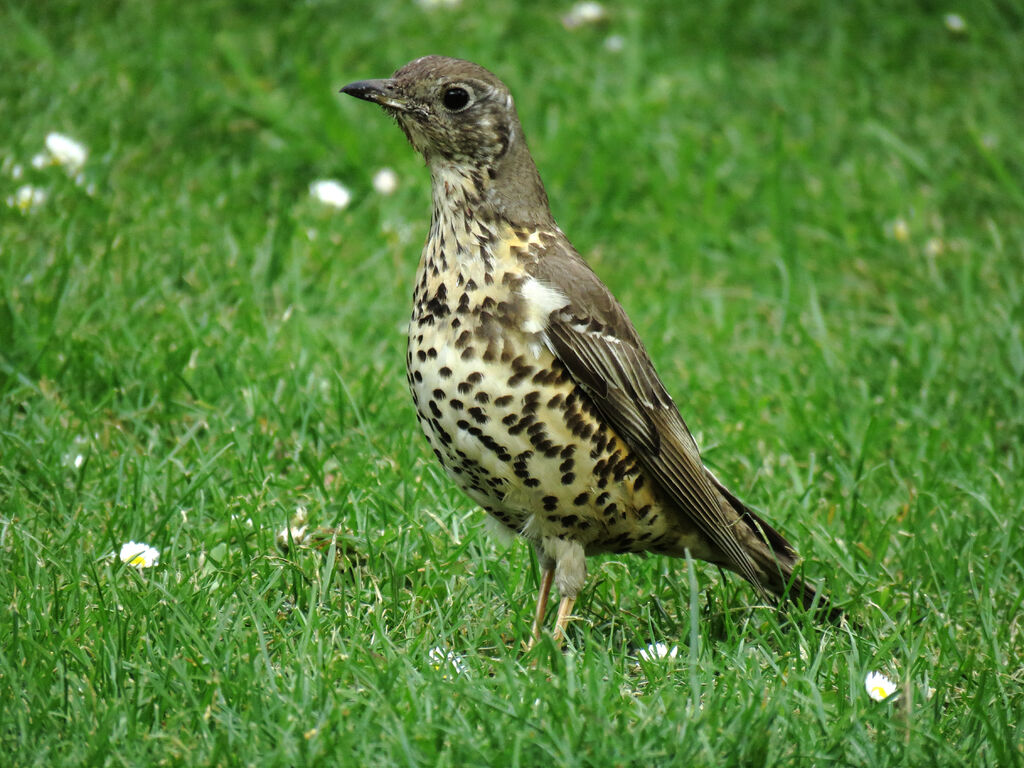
{"left": 1, "top": 0, "right": 1022, "bottom": 765}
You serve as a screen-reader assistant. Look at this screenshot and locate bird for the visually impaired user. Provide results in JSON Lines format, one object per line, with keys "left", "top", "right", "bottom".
{"left": 340, "top": 56, "right": 837, "bottom": 646}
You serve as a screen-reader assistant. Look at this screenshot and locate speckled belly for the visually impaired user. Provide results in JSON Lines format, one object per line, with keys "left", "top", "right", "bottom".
{"left": 406, "top": 300, "right": 700, "bottom": 558}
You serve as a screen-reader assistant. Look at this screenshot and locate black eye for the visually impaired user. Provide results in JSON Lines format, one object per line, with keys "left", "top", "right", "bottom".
{"left": 442, "top": 86, "right": 471, "bottom": 111}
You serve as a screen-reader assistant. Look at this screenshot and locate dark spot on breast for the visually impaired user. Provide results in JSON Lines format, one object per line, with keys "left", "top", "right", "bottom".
{"left": 531, "top": 369, "right": 557, "bottom": 386}
{"left": 507, "top": 418, "right": 530, "bottom": 436}
{"left": 495, "top": 395, "right": 514, "bottom": 407}
{"left": 508, "top": 368, "right": 533, "bottom": 387}
{"left": 468, "top": 407, "right": 488, "bottom": 424}
{"left": 573, "top": 492, "right": 588, "bottom": 506}
{"left": 613, "top": 459, "right": 630, "bottom": 481}
{"left": 561, "top": 472, "right": 575, "bottom": 485}
{"left": 566, "top": 414, "right": 585, "bottom": 436}
{"left": 432, "top": 388, "right": 446, "bottom": 401}
{"left": 439, "top": 366, "right": 452, "bottom": 379}
{"left": 450, "top": 398, "right": 464, "bottom": 410}
{"left": 431, "top": 420, "right": 452, "bottom": 445}
{"left": 531, "top": 436, "right": 553, "bottom": 452}
{"left": 474, "top": 392, "right": 489, "bottom": 404}
{"left": 542, "top": 495, "right": 558, "bottom": 512}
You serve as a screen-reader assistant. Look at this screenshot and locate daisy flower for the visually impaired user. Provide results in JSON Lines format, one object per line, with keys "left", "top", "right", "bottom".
{"left": 372, "top": 167, "right": 399, "bottom": 196}
{"left": 119, "top": 541, "right": 160, "bottom": 568}
{"left": 428, "top": 646, "right": 467, "bottom": 677}
{"left": 563, "top": 2, "right": 607, "bottom": 29}
{"left": 604, "top": 34, "right": 625, "bottom": 53}
{"left": 865, "top": 670, "right": 898, "bottom": 702}
{"left": 276, "top": 506, "right": 309, "bottom": 549}
{"left": 7, "top": 185, "right": 47, "bottom": 212}
{"left": 944, "top": 13, "right": 966, "bottom": 34}
{"left": 309, "top": 179, "right": 352, "bottom": 209}
{"left": 638, "top": 642, "right": 679, "bottom": 662}
{"left": 45, "top": 132, "right": 88, "bottom": 172}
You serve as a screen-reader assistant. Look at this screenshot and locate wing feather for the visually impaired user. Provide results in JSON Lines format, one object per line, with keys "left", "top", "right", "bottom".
{"left": 528, "top": 247, "right": 771, "bottom": 595}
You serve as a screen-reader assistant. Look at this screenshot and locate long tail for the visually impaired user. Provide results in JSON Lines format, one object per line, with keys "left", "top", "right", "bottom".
{"left": 710, "top": 473, "right": 843, "bottom": 624}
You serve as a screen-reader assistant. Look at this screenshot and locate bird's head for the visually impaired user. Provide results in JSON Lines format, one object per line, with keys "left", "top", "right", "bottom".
{"left": 341, "top": 56, "right": 521, "bottom": 167}
{"left": 341, "top": 56, "right": 552, "bottom": 227}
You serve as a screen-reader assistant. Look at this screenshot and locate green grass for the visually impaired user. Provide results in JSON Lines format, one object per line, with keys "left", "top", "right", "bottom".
{"left": 2, "top": 0, "right": 1023, "bottom": 765}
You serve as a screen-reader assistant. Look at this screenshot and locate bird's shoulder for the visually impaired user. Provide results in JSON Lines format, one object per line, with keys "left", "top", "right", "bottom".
{"left": 514, "top": 229, "right": 671, "bottom": 408}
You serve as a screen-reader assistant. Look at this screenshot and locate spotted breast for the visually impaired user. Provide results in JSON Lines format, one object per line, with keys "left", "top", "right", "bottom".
{"left": 406, "top": 165, "right": 710, "bottom": 598}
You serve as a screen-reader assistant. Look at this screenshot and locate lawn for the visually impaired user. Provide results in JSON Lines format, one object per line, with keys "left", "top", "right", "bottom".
{"left": 2, "top": 0, "right": 1022, "bottom": 765}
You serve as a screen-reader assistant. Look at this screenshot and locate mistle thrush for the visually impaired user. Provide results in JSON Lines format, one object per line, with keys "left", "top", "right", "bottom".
{"left": 341, "top": 56, "right": 837, "bottom": 644}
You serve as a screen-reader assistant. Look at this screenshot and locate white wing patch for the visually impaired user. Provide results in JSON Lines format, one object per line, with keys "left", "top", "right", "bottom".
{"left": 520, "top": 277, "right": 569, "bottom": 335}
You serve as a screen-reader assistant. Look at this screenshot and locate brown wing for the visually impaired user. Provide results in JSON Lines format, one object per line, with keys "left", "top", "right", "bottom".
{"left": 528, "top": 245, "right": 777, "bottom": 598}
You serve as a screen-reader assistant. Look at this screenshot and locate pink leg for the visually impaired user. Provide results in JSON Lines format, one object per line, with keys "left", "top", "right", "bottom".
{"left": 528, "top": 567, "right": 555, "bottom": 648}
{"left": 551, "top": 595, "right": 577, "bottom": 647}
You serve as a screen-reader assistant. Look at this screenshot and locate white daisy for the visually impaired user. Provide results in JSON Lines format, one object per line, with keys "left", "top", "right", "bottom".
{"left": 563, "top": 1, "right": 606, "bottom": 29}
{"left": 428, "top": 646, "right": 467, "bottom": 677}
{"left": 7, "top": 185, "right": 47, "bottom": 212}
{"left": 276, "top": 506, "right": 309, "bottom": 548}
{"left": 638, "top": 642, "right": 679, "bottom": 661}
{"left": 865, "top": 670, "right": 898, "bottom": 702}
{"left": 888, "top": 217, "right": 910, "bottom": 243}
{"left": 45, "top": 132, "right": 88, "bottom": 172}
{"left": 943, "top": 13, "right": 966, "bottom": 34}
{"left": 119, "top": 541, "right": 160, "bottom": 568}
{"left": 604, "top": 34, "right": 625, "bottom": 53}
{"left": 372, "top": 167, "right": 399, "bottom": 196}
{"left": 309, "top": 179, "right": 352, "bottom": 209}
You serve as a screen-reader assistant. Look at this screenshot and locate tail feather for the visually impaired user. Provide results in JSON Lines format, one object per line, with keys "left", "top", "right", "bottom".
{"left": 708, "top": 470, "right": 843, "bottom": 623}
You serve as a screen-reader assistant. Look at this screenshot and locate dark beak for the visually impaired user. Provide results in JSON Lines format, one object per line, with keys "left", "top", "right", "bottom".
{"left": 339, "top": 78, "right": 407, "bottom": 110}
